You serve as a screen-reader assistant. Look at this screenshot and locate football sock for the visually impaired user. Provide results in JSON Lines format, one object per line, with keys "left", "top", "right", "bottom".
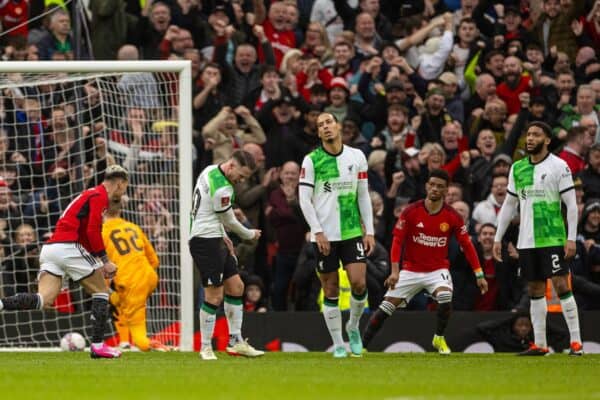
{"left": 362, "top": 300, "right": 395, "bottom": 347}
{"left": 435, "top": 291, "right": 453, "bottom": 336}
{"left": 91, "top": 293, "right": 110, "bottom": 345}
{"left": 0, "top": 299, "right": 3, "bottom": 311}
{"left": 348, "top": 290, "right": 367, "bottom": 331}
{"left": 530, "top": 296, "right": 548, "bottom": 348}
{"left": 0, "top": 293, "right": 43, "bottom": 311}
{"left": 323, "top": 297, "right": 344, "bottom": 348}
{"left": 200, "top": 302, "right": 218, "bottom": 350}
{"left": 224, "top": 295, "right": 244, "bottom": 346}
{"left": 559, "top": 291, "right": 581, "bottom": 343}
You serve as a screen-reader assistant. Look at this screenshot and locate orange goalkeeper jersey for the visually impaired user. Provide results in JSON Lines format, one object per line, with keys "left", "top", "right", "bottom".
{"left": 102, "top": 218, "right": 159, "bottom": 284}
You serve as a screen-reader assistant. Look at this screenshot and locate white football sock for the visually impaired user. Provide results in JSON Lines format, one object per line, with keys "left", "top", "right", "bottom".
{"left": 560, "top": 293, "right": 581, "bottom": 343}
{"left": 323, "top": 298, "right": 344, "bottom": 348}
{"left": 530, "top": 297, "right": 548, "bottom": 348}
{"left": 347, "top": 291, "right": 367, "bottom": 331}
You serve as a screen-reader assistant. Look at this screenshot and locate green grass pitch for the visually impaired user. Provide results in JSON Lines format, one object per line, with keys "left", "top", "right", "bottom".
{"left": 0, "top": 352, "right": 598, "bottom": 400}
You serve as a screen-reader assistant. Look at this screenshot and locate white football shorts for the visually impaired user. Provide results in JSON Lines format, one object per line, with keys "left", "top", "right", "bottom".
{"left": 385, "top": 268, "right": 453, "bottom": 307}
{"left": 39, "top": 242, "right": 101, "bottom": 282}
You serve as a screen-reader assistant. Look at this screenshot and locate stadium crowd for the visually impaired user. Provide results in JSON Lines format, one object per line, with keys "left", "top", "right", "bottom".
{"left": 0, "top": 0, "right": 599, "bottom": 315}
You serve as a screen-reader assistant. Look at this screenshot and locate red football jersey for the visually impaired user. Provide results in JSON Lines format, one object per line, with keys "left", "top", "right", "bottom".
{"left": 47, "top": 184, "right": 109, "bottom": 257}
{"left": 390, "top": 200, "right": 480, "bottom": 273}
{"left": 259, "top": 19, "right": 296, "bottom": 68}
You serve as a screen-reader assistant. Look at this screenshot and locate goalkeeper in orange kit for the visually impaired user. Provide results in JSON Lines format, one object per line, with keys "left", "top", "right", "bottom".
{"left": 102, "top": 201, "right": 169, "bottom": 351}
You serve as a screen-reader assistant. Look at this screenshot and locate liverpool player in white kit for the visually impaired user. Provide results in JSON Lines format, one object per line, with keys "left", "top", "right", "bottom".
{"left": 362, "top": 169, "right": 488, "bottom": 354}
{"left": 189, "top": 150, "right": 264, "bottom": 360}
{"left": 299, "top": 112, "right": 375, "bottom": 358}
{"left": 493, "top": 122, "right": 583, "bottom": 356}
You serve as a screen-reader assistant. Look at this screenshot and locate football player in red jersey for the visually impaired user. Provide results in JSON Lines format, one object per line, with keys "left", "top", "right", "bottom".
{"left": 362, "top": 169, "right": 488, "bottom": 354}
{"left": 0, "top": 165, "right": 129, "bottom": 359}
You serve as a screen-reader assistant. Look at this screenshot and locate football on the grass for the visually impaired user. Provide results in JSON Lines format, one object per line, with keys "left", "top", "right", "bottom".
{"left": 60, "top": 333, "right": 86, "bottom": 351}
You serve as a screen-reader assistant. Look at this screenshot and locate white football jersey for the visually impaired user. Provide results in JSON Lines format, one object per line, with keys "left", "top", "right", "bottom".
{"left": 507, "top": 153, "right": 574, "bottom": 249}
{"left": 299, "top": 145, "right": 368, "bottom": 241}
{"left": 190, "top": 165, "right": 234, "bottom": 238}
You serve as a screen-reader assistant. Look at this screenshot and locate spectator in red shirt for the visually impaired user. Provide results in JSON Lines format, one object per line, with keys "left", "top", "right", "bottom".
{"left": 559, "top": 126, "right": 594, "bottom": 176}
{"left": 255, "top": 0, "right": 296, "bottom": 68}
{"left": 496, "top": 56, "right": 532, "bottom": 116}
{"left": 474, "top": 223, "right": 500, "bottom": 311}
{"left": 0, "top": 0, "right": 29, "bottom": 40}
{"left": 0, "top": 165, "right": 129, "bottom": 359}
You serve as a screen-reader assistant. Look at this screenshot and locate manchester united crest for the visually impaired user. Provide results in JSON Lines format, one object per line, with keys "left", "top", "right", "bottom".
{"left": 439, "top": 222, "right": 449, "bottom": 232}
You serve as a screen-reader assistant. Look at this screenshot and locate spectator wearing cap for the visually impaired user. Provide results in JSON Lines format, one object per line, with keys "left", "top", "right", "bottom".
{"left": 385, "top": 146, "right": 425, "bottom": 204}
{"left": 439, "top": 71, "right": 464, "bottom": 124}
{"left": 324, "top": 77, "right": 358, "bottom": 123}
{"left": 559, "top": 126, "right": 594, "bottom": 175}
{"left": 341, "top": 114, "right": 370, "bottom": 155}
{"left": 214, "top": 24, "right": 276, "bottom": 107}
{"left": 531, "top": 0, "right": 585, "bottom": 61}
{"left": 416, "top": 87, "right": 450, "bottom": 144}
{"left": 501, "top": 5, "right": 533, "bottom": 46}
{"left": 257, "top": 94, "right": 304, "bottom": 168}
{"left": 254, "top": 1, "right": 296, "bottom": 68}
{"left": 578, "top": 143, "right": 600, "bottom": 201}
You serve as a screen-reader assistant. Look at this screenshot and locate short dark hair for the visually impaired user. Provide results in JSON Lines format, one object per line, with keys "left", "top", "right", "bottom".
{"left": 231, "top": 149, "right": 257, "bottom": 171}
{"left": 260, "top": 65, "right": 278, "bottom": 78}
{"left": 590, "top": 143, "right": 600, "bottom": 154}
{"left": 428, "top": 168, "right": 450, "bottom": 184}
{"left": 480, "top": 222, "right": 497, "bottom": 232}
{"left": 526, "top": 121, "right": 552, "bottom": 138}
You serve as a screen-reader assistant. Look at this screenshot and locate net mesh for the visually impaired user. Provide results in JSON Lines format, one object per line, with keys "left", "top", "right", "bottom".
{"left": 0, "top": 70, "right": 182, "bottom": 348}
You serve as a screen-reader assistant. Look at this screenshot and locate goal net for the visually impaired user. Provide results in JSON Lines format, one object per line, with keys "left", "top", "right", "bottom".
{"left": 0, "top": 61, "right": 194, "bottom": 350}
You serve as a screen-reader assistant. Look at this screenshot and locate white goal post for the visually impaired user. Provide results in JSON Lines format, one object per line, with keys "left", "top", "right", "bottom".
{"left": 0, "top": 61, "right": 194, "bottom": 351}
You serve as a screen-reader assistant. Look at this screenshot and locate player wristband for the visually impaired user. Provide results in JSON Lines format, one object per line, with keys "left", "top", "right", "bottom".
{"left": 474, "top": 268, "right": 484, "bottom": 279}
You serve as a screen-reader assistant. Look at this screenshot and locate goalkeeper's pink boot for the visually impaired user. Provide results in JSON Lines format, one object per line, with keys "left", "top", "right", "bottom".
{"left": 90, "top": 343, "right": 122, "bottom": 359}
